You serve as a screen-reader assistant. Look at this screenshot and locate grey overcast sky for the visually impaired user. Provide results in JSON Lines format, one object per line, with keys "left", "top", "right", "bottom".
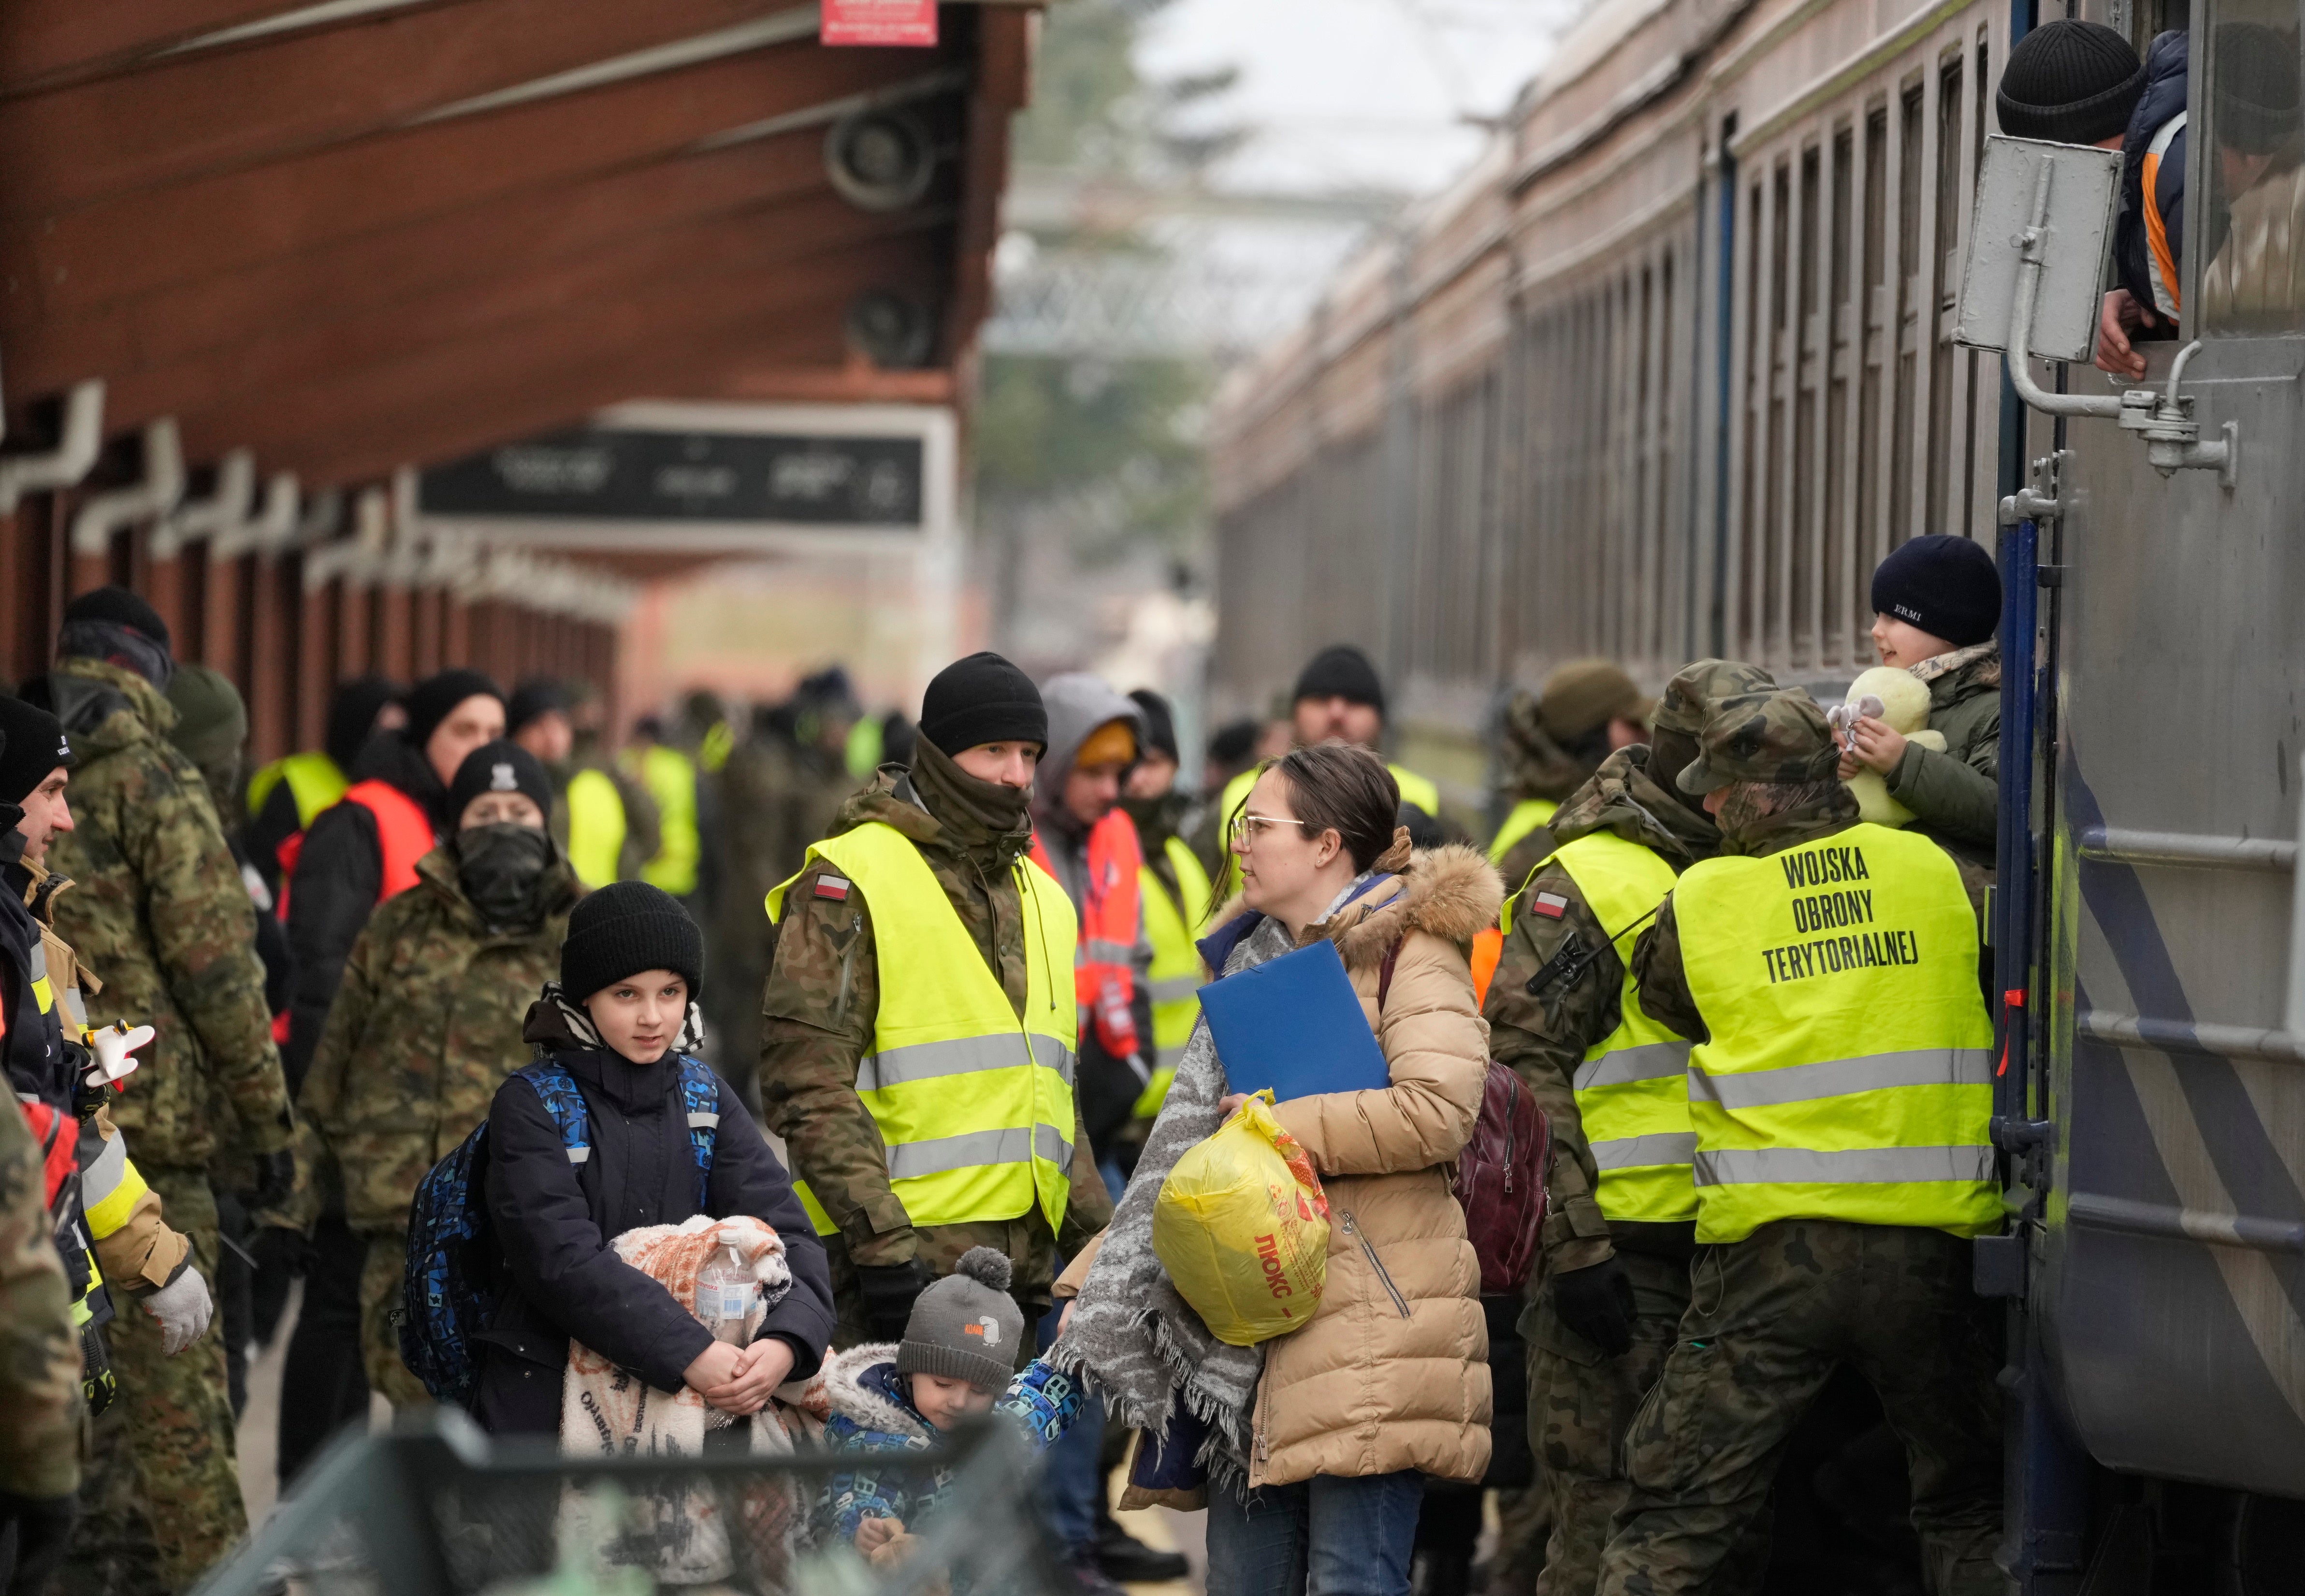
{"left": 1136, "top": 0, "right": 1591, "bottom": 195}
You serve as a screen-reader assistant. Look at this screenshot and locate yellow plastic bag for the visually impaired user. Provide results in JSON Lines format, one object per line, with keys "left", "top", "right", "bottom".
{"left": 1152, "top": 1092, "right": 1330, "bottom": 1346}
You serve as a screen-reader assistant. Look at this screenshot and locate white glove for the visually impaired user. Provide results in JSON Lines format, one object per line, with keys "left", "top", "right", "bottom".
{"left": 142, "top": 1265, "right": 214, "bottom": 1356}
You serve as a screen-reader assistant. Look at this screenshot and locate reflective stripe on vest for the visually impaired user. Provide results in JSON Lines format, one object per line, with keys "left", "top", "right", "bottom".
{"left": 1545, "top": 833, "right": 1698, "bottom": 1225}
{"left": 564, "top": 767, "right": 628, "bottom": 890}
{"left": 766, "top": 822, "right": 1080, "bottom": 1238}
{"left": 247, "top": 750, "right": 349, "bottom": 830}
{"left": 1488, "top": 798, "right": 1558, "bottom": 868}
{"left": 1031, "top": 809, "right": 1143, "bottom": 1060}
{"left": 340, "top": 780, "right": 437, "bottom": 904}
{"left": 1671, "top": 822, "right": 1997, "bottom": 1244}
{"left": 627, "top": 744, "right": 700, "bottom": 897}
{"left": 1134, "top": 834, "right": 1212, "bottom": 1118}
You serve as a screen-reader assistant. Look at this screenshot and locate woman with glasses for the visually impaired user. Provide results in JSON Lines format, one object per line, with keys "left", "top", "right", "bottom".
{"left": 1055, "top": 740, "right": 1503, "bottom": 1596}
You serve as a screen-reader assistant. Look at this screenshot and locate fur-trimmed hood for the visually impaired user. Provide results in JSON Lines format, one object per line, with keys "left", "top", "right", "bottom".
{"left": 811, "top": 1342, "right": 932, "bottom": 1441}
{"left": 1205, "top": 843, "right": 1505, "bottom": 973}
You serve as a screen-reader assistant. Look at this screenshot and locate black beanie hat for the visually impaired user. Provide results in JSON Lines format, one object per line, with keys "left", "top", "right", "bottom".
{"left": 1997, "top": 20, "right": 2145, "bottom": 145}
{"left": 1292, "top": 644, "right": 1386, "bottom": 717}
{"left": 1870, "top": 535, "right": 2002, "bottom": 648}
{"left": 506, "top": 677, "right": 574, "bottom": 737}
{"left": 61, "top": 586, "right": 173, "bottom": 654}
{"left": 1129, "top": 689, "right": 1179, "bottom": 762}
{"left": 326, "top": 676, "right": 403, "bottom": 774}
{"left": 561, "top": 881, "right": 705, "bottom": 1003}
{"left": 0, "top": 698, "right": 72, "bottom": 807}
{"left": 448, "top": 740, "right": 555, "bottom": 825}
{"left": 2214, "top": 23, "right": 2304, "bottom": 155}
{"left": 919, "top": 652, "right": 1046, "bottom": 758}
{"left": 403, "top": 668, "right": 504, "bottom": 750}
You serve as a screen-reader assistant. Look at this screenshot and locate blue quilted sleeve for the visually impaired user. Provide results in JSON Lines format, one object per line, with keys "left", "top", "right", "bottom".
{"left": 993, "top": 1358, "right": 1087, "bottom": 1454}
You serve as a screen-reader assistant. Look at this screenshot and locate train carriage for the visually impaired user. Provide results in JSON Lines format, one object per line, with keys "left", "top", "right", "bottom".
{"left": 1211, "top": 0, "right": 2305, "bottom": 1586}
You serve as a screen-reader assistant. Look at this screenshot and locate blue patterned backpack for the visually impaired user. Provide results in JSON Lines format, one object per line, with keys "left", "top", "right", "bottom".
{"left": 398, "top": 1054, "right": 722, "bottom": 1408}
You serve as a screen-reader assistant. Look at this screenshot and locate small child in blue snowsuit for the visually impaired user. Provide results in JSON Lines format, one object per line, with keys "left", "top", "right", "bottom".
{"left": 815, "top": 1247, "right": 1083, "bottom": 1560}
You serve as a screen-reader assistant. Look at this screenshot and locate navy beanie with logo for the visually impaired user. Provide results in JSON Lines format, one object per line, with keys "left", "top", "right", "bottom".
{"left": 0, "top": 698, "right": 73, "bottom": 807}
{"left": 448, "top": 740, "right": 554, "bottom": 823}
{"left": 1870, "top": 535, "right": 2002, "bottom": 649}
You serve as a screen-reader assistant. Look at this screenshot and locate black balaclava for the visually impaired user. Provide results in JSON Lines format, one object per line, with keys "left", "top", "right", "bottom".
{"left": 454, "top": 824, "right": 559, "bottom": 930}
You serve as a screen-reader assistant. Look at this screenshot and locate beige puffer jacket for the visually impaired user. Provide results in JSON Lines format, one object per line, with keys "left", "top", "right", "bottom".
{"left": 1248, "top": 844, "right": 1502, "bottom": 1489}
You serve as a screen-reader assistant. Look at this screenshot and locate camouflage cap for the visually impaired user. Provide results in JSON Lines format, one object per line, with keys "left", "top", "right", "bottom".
{"left": 1538, "top": 659, "right": 1654, "bottom": 740}
{"left": 1676, "top": 688, "right": 1839, "bottom": 795}
{"left": 1652, "top": 659, "right": 1778, "bottom": 738}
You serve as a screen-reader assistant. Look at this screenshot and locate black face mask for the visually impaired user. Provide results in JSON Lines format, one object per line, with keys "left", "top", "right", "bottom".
{"left": 454, "top": 823, "right": 556, "bottom": 928}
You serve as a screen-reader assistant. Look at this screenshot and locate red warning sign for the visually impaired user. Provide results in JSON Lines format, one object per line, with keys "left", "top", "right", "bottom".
{"left": 821, "top": 0, "right": 937, "bottom": 46}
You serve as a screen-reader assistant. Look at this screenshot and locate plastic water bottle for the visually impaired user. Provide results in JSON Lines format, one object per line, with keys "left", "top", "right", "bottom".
{"left": 697, "top": 1243, "right": 759, "bottom": 1344}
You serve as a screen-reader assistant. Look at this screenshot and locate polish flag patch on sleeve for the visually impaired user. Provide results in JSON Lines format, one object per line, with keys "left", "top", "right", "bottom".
{"left": 1531, "top": 891, "right": 1570, "bottom": 919}
{"left": 813, "top": 876, "right": 852, "bottom": 902}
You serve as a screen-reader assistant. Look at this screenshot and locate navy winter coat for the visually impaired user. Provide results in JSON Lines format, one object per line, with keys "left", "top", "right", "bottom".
{"left": 471, "top": 1036, "right": 836, "bottom": 1436}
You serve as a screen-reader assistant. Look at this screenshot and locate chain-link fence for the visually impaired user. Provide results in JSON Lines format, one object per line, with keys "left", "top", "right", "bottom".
{"left": 198, "top": 1412, "right": 1062, "bottom": 1596}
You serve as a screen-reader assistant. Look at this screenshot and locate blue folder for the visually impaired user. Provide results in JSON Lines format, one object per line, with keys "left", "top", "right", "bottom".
{"left": 1198, "top": 938, "right": 1392, "bottom": 1101}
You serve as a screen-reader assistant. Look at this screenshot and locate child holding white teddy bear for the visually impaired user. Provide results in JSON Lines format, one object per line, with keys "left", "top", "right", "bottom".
{"left": 1837, "top": 533, "right": 2004, "bottom": 869}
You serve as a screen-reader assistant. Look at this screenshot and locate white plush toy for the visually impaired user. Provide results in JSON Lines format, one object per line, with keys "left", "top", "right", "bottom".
{"left": 1826, "top": 667, "right": 1945, "bottom": 827}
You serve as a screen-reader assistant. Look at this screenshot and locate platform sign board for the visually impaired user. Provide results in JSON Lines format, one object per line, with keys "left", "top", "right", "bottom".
{"left": 416, "top": 402, "right": 957, "bottom": 556}
{"left": 821, "top": 0, "right": 937, "bottom": 46}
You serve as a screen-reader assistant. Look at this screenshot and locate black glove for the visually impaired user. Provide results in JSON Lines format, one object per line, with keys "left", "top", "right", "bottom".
{"left": 1551, "top": 1257, "right": 1638, "bottom": 1357}
{"left": 0, "top": 1492, "right": 78, "bottom": 1596}
{"left": 249, "top": 1149, "right": 296, "bottom": 1209}
{"left": 855, "top": 1259, "right": 934, "bottom": 1343}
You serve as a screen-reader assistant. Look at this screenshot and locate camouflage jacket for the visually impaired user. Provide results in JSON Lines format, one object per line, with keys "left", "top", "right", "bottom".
{"left": 1631, "top": 780, "right": 1862, "bottom": 1045}
{"left": 300, "top": 846, "right": 577, "bottom": 1234}
{"left": 0, "top": 1082, "right": 82, "bottom": 1499}
{"left": 759, "top": 740, "right": 1113, "bottom": 1270}
{"left": 1485, "top": 746, "right": 1718, "bottom": 1274}
{"left": 46, "top": 658, "right": 292, "bottom": 1170}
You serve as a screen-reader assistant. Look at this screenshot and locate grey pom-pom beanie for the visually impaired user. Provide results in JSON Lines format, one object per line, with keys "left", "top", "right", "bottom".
{"left": 896, "top": 1247, "right": 1022, "bottom": 1392}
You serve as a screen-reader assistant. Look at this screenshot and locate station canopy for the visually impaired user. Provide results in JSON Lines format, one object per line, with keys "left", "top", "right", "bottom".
{"left": 0, "top": 0, "right": 1028, "bottom": 504}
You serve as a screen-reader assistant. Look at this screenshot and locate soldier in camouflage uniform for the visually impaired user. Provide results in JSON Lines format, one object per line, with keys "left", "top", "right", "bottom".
{"left": 0, "top": 1040, "right": 85, "bottom": 1596}
{"left": 41, "top": 590, "right": 294, "bottom": 1596}
{"left": 299, "top": 740, "right": 578, "bottom": 1410}
{"left": 760, "top": 654, "right": 1112, "bottom": 1351}
{"left": 1490, "top": 661, "right": 1656, "bottom": 889}
{"left": 1485, "top": 661, "right": 1774, "bottom": 1596}
{"left": 713, "top": 673, "right": 861, "bottom": 1113}
{"left": 1592, "top": 691, "right": 2002, "bottom": 1596}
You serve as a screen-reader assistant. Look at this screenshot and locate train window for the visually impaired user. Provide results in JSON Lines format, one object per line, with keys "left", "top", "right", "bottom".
{"left": 2193, "top": 0, "right": 2305, "bottom": 333}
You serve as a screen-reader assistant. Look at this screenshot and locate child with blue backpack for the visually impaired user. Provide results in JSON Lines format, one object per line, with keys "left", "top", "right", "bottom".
{"left": 463, "top": 881, "right": 836, "bottom": 1436}
{"left": 807, "top": 1247, "right": 1086, "bottom": 1564}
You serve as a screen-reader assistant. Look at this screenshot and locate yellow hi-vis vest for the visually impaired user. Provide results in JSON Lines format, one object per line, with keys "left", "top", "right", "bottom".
{"left": 246, "top": 750, "right": 348, "bottom": 827}
{"left": 1134, "top": 834, "right": 1213, "bottom": 1117}
{"left": 625, "top": 744, "right": 700, "bottom": 897}
{"left": 564, "top": 768, "right": 628, "bottom": 889}
{"left": 1540, "top": 833, "right": 1698, "bottom": 1224}
{"left": 1489, "top": 798, "right": 1558, "bottom": 867}
{"left": 1672, "top": 822, "right": 1997, "bottom": 1244}
{"left": 766, "top": 822, "right": 1081, "bottom": 1238}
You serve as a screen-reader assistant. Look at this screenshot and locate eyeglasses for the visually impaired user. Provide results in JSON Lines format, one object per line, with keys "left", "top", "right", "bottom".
{"left": 1234, "top": 812, "right": 1311, "bottom": 844}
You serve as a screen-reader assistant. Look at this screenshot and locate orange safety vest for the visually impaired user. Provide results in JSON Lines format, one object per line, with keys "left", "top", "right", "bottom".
{"left": 1031, "top": 809, "right": 1144, "bottom": 1059}
{"left": 280, "top": 779, "right": 436, "bottom": 920}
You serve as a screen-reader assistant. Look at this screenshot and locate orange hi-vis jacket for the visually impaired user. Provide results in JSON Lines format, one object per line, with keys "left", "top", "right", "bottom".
{"left": 1031, "top": 809, "right": 1143, "bottom": 1059}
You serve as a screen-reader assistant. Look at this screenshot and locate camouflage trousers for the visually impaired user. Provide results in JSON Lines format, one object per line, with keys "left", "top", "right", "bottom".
{"left": 357, "top": 1232, "right": 432, "bottom": 1413}
{"left": 1594, "top": 1221, "right": 2002, "bottom": 1596}
{"left": 58, "top": 1168, "right": 246, "bottom": 1596}
{"left": 823, "top": 1219, "right": 1056, "bottom": 1364}
{"left": 1524, "top": 1250, "right": 1768, "bottom": 1596}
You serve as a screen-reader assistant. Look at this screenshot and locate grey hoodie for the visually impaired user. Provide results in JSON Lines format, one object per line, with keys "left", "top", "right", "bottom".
{"left": 1030, "top": 673, "right": 1149, "bottom": 900}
